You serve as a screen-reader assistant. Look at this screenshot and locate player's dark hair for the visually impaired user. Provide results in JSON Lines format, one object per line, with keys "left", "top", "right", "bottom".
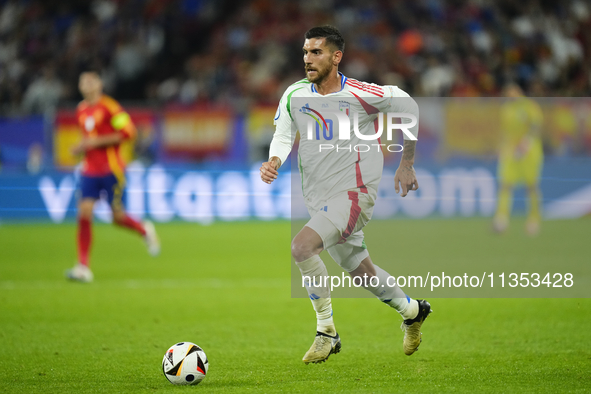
{"left": 305, "top": 25, "right": 345, "bottom": 53}
{"left": 79, "top": 61, "right": 103, "bottom": 79}
{"left": 80, "top": 69, "right": 101, "bottom": 77}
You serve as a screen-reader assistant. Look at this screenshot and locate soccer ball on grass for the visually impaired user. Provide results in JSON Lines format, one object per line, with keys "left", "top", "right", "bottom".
{"left": 162, "top": 342, "right": 208, "bottom": 385}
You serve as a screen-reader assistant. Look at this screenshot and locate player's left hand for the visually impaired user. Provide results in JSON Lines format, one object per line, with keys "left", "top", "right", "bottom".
{"left": 394, "top": 164, "right": 419, "bottom": 197}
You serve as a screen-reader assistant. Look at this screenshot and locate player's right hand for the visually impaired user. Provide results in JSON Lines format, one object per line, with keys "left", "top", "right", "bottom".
{"left": 71, "top": 142, "right": 85, "bottom": 155}
{"left": 71, "top": 138, "right": 97, "bottom": 155}
{"left": 260, "top": 157, "right": 280, "bottom": 184}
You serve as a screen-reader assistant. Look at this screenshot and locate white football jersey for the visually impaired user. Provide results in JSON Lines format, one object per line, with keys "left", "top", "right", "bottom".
{"left": 270, "top": 72, "right": 418, "bottom": 211}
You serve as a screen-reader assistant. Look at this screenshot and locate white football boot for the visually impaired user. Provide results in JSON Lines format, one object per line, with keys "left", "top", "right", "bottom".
{"left": 143, "top": 220, "right": 161, "bottom": 256}
{"left": 65, "top": 263, "right": 94, "bottom": 283}
{"left": 401, "top": 299, "right": 432, "bottom": 355}
{"left": 302, "top": 332, "right": 341, "bottom": 364}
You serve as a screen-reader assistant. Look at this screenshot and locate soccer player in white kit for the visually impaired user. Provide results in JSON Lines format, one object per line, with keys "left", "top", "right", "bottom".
{"left": 260, "top": 26, "right": 431, "bottom": 364}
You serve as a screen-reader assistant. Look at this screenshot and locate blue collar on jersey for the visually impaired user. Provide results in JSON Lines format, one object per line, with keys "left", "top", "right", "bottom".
{"left": 311, "top": 72, "right": 348, "bottom": 94}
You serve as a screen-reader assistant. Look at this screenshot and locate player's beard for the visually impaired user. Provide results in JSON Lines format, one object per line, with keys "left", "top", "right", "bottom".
{"left": 305, "top": 61, "right": 333, "bottom": 84}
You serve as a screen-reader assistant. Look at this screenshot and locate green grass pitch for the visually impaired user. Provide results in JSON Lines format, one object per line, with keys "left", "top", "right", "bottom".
{"left": 0, "top": 219, "right": 590, "bottom": 393}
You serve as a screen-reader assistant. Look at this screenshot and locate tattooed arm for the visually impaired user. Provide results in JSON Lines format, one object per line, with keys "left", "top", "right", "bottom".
{"left": 382, "top": 85, "right": 419, "bottom": 197}
{"left": 394, "top": 140, "right": 419, "bottom": 197}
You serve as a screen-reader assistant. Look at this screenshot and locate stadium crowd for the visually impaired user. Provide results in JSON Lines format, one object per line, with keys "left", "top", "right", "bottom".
{"left": 1, "top": 0, "right": 590, "bottom": 116}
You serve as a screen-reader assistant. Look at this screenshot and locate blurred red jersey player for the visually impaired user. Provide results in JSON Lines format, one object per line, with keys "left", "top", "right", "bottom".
{"left": 66, "top": 71, "right": 160, "bottom": 282}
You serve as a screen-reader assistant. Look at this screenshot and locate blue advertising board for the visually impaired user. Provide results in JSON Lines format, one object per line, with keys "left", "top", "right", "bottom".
{"left": 1, "top": 160, "right": 589, "bottom": 223}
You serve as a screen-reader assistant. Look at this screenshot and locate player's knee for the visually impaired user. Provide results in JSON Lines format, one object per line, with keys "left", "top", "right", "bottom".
{"left": 78, "top": 201, "right": 94, "bottom": 219}
{"left": 78, "top": 210, "right": 92, "bottom": 220}
{"left": 291, "top": 239, "right": 307, "bottom": 262}
{"left": 291, "top": 239, "right": 316, "bottom": 262}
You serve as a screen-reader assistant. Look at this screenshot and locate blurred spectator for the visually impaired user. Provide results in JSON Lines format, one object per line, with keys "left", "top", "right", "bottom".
{"left": 22, "top": 67, "right": 63, "bottom": 115}
{"left": 0, "top": 0, "right": 590, "bottom": 117}
{"left": 421, "top": 56, "right": 454, "bottom": 96}
{"left": 113, "top": 36, "right": 149, "bottom": 100}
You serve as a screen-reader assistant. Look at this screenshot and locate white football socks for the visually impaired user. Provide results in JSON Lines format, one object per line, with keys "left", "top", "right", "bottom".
{"left": 363, "top": 264, "right": 419, "bottom": 320}
{"left": 296, "top": 255, "right": 336, "bottom": 336}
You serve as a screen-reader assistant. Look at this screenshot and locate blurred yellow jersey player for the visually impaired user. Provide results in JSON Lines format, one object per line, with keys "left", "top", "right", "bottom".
{"left": 493, "top": 83, "right": 543, "bottom": 235}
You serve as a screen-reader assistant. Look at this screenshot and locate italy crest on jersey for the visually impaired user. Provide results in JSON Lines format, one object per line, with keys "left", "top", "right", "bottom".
{"left": 338, "top": 101, "right": 350, "bottom": 116}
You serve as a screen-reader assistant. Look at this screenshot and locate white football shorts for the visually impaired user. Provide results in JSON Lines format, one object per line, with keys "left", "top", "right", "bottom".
{"left": 305, "top": 191, "right": 374, "bottom": 272}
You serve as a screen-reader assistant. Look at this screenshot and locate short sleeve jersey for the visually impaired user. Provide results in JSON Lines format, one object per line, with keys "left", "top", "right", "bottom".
{"left": 76, "top": 95, "right": 136, "bottom": 177}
